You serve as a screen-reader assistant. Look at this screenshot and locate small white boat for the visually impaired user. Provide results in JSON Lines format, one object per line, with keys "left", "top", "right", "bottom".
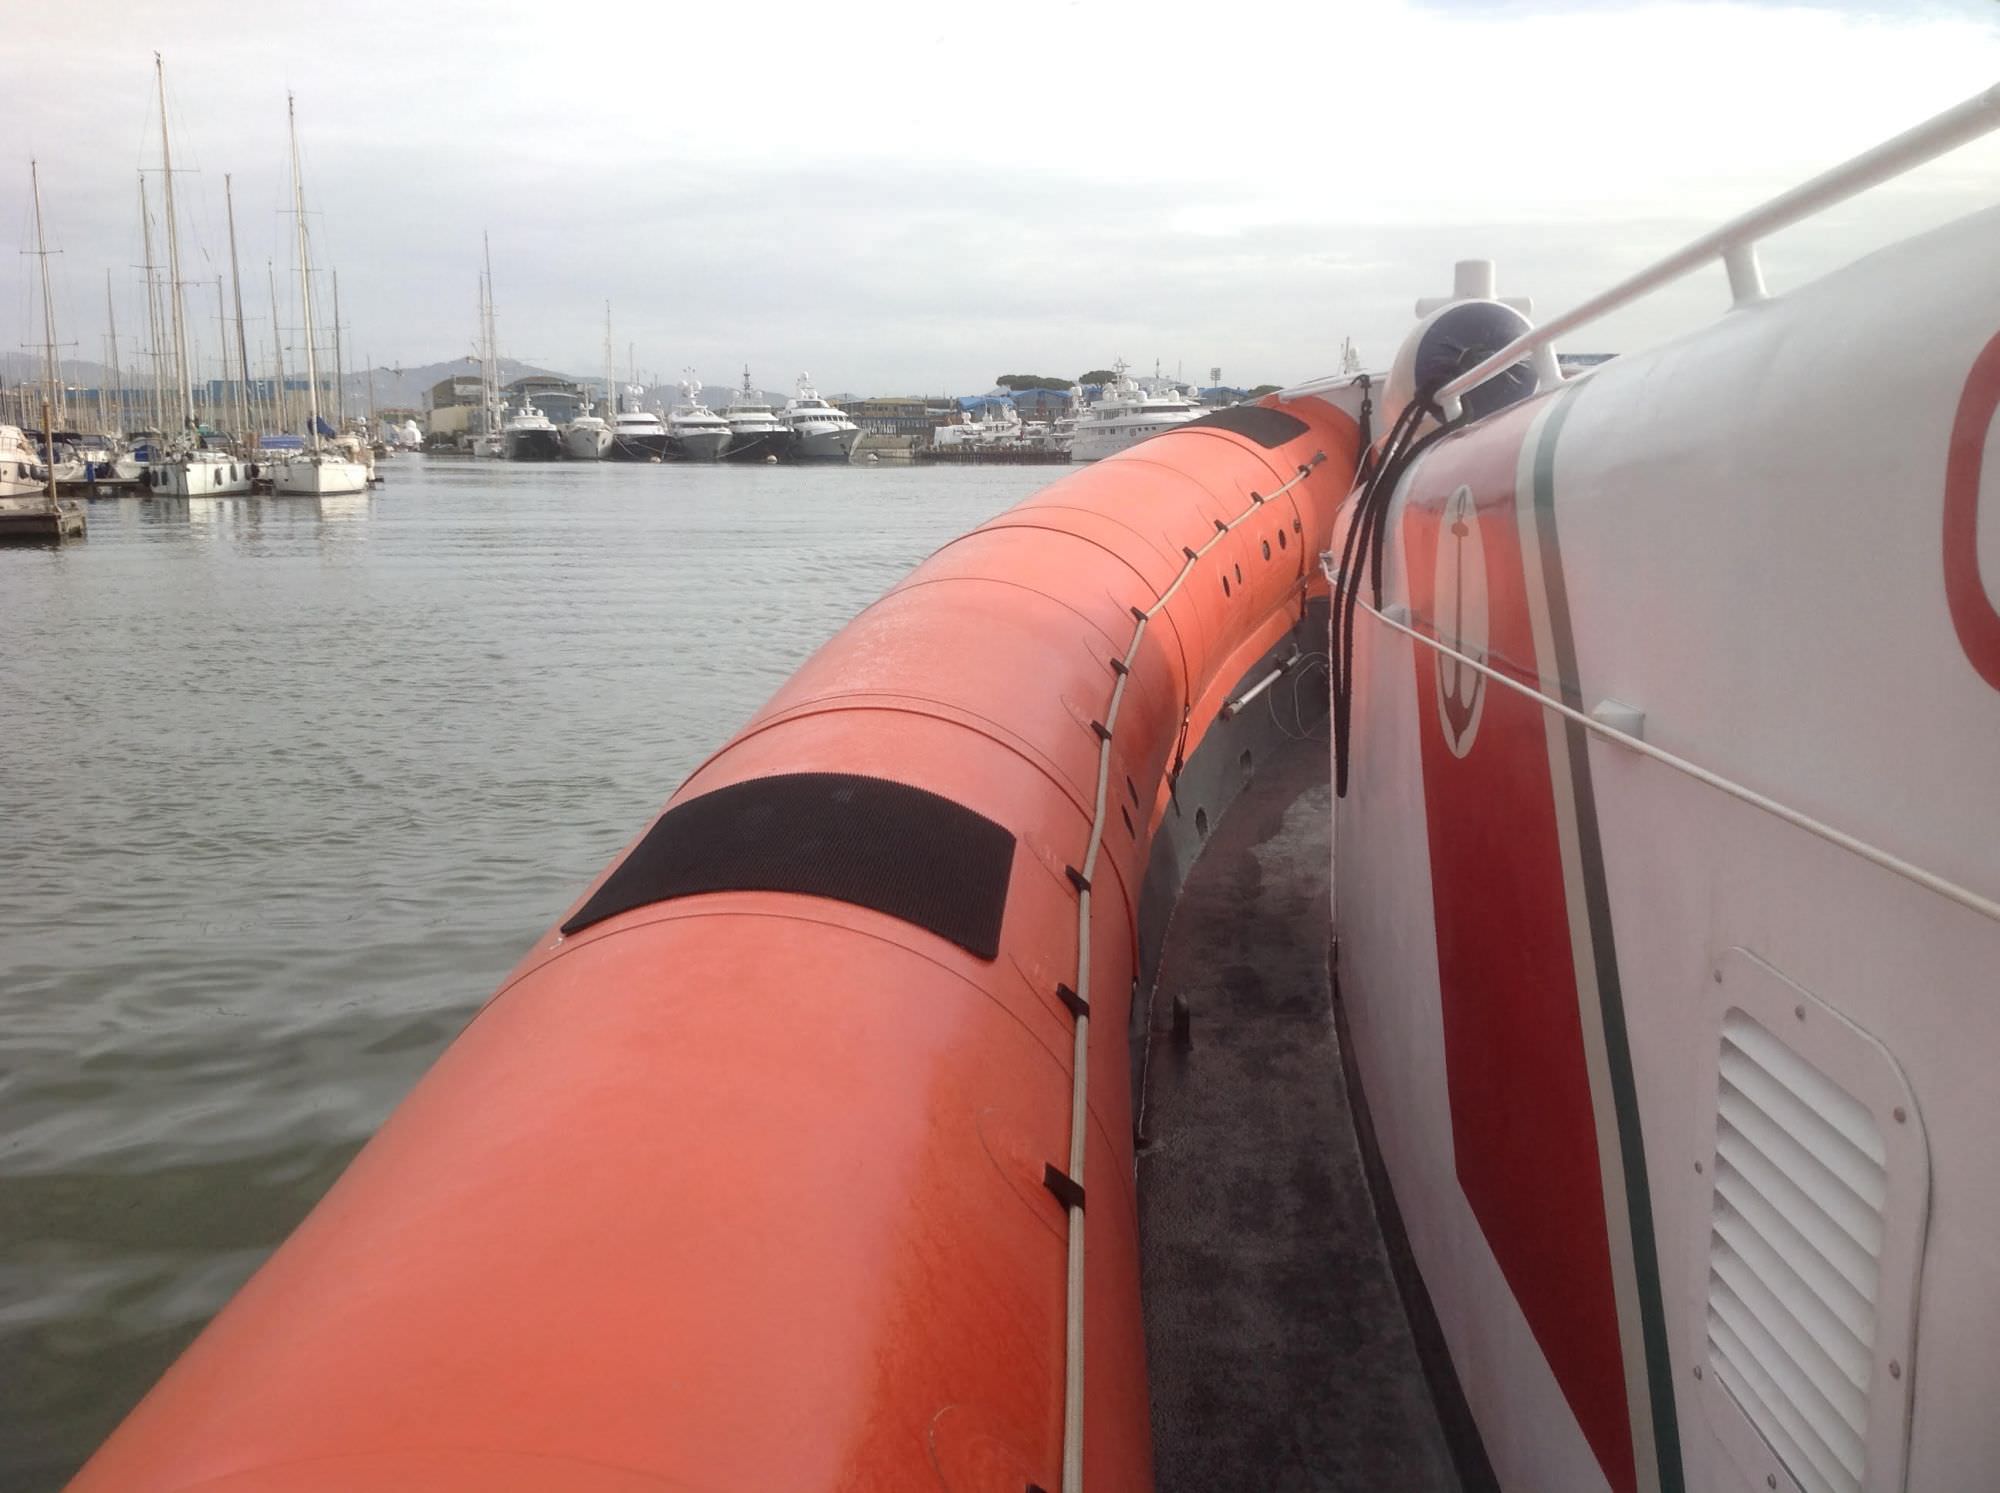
{"left": 0, "top": 425, "right": 47, "bottom": 499}
{"left": 148, "top": 445, "right": 255, "bottom": 498}
{"left": 273, "top": 448, "right": 370, "bottom": 496}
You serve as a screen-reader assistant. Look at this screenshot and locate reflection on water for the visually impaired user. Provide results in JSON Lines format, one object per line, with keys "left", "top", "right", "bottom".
{"left": 0, "top": 457, "right": 1046, "bottom": 1488}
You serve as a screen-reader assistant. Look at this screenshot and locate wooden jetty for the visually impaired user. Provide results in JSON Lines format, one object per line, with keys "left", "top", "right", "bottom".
{"left": 0, "top": 494, "right": 86, "bottom": 542}
{"left": 913, "top": 444, "right": 1072, "bottom": 466}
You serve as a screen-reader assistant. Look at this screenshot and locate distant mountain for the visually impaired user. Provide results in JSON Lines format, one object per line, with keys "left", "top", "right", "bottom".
{"left": 0, "top": 351, "right": 118, "bottom": 388}
{"left": 0, "top": 349, "right": 789, "bottom": 422}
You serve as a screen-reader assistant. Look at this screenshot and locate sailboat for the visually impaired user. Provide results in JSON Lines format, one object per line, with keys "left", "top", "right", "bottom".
{"left": 271, "top": 94, "right": 369, "bottom": 498}
{"left": 143, "top": 54, "right": 252, "bottom": 499}
{"left": 469, "top": 236, "right": 505, "bottom": 458}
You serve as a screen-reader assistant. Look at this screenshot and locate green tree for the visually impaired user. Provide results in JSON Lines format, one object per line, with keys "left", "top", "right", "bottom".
{"left": 995, "top": 373, "right": 1075, "bottom": 392}
{"left": 1078, "top": 369, "right": 1118, "bottom": 385}
{"left": 1248, "top": 384, "right": 1281, "bottom": 397}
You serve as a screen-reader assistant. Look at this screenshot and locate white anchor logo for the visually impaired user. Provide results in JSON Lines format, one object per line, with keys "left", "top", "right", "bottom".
{"left": 1433, "top": 484, "right": 1489, "bottom": 758}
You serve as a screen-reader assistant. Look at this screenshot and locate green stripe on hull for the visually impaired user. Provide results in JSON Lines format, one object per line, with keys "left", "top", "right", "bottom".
{"left": 1531, "top": 390, "right": 1686, "bottom": 1493}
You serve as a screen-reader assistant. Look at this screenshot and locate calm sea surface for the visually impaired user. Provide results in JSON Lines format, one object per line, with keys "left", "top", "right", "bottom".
{"left": 0, "top": 456, "right": 1051, "bottom": 1489}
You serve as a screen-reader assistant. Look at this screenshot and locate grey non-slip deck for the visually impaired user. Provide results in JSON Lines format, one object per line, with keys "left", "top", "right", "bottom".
{"left": 1138, "top": 733, "right": 1462, "bottom": 1492}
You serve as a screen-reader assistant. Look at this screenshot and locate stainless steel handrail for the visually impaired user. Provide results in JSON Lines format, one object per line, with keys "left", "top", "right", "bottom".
{"left": 1434, "top": 84, "right": 2000, "bottom": 418}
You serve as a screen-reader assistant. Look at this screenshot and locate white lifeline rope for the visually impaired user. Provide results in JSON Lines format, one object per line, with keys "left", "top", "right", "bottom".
{"left": 1343, "top": 579, "right": 2000, "bottom": 928}
{"left": 1058, "top": 452, "right": 1326, "bottom": 1492}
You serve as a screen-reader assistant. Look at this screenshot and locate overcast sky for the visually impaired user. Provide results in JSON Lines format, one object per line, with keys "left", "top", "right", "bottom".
{"left": 7, "top": 0, "right": 1999, "bottom": 395}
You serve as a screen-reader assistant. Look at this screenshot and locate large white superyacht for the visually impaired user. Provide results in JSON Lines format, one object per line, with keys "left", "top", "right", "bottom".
{"left": 1068, "top": 361, "right": 1201, "bottom": 462}
{"left": 720, "top": 368, "right": 787, "bottom": 462}
{"left": 664, "top": 375, "right": 731, "bottom": 462}
{"left": 778, "top": 374, "right": 860, "bottom": 462}
{"left": 606, "top": 392, "right": 669, "bottom": 462}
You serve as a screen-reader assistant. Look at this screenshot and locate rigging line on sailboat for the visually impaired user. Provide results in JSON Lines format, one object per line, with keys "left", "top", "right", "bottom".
{"left": 1338, "top": 579, "right": 2000, "bottom": 928}
{"left": 1059, "top": 448, "right": 1326, "bottom": 1492}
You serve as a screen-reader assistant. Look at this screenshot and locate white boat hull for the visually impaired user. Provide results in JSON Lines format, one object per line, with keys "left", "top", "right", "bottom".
{"left": 787, "top": 426, "right": 860, "bottom": 462}
{"left": 668, "top": 428, "right": 731, "bottom": 462}
{"left": 271, "top": 455, "right": 370, "bottom": 496}
{"left": 562, "top": 424, "right": 613, "bottom": 461}
{"left": 148, "top": 457, "right": 254, "bottom": 497}
{"left": 1070, "top": 415, "right": 1195, "bottom": 463}
{"left": 1332, "top": 206, "right": 2000, "bottom": 1493}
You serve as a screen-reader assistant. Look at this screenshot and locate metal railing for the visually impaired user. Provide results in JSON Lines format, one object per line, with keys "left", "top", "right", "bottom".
{"left": 1433, "top": 83, "right": 2000, "bottom": 418}
{"left": 1284, "top": 84, "right": 2000, "bottom": 417}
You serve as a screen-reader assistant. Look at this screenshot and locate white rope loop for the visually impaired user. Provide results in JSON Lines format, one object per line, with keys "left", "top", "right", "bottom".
{"left": 1058, "top": 452, "right": 1324, "bottom": 1491}
{"left": 1340, "top": 578, "right": 2000, "bottom": 928}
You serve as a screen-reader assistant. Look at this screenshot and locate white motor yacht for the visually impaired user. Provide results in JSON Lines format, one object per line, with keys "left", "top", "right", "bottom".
{"left": 931, "top": 401, "right": 1025, "bottom": 451}
{"left": 0, "top": 425, "right": 47, "bottom": 499}
{"left": 561, "top": 406, "right": 612, "bottom": 460}
{"left": 779, "top": 374, "right": 861, "bottom": 462}
{"left": 502, "top": 400, "right": 562, "bottom": 461}
{"left": 721, "top": 367, "right": 787, "bottom": 463}
{"left": 604, "top": 392, "right": 668, "bottom": 462}
{"left": 1068, "top": 361, "right": 1201, "bottom": 462}
{"left": 665, "top": 376, "right": 731, "bottom": 462}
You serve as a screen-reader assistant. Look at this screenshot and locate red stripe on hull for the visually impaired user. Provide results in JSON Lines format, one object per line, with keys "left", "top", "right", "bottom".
{"left": 1401, "top": 408, "right": 1636, "bottom": 1493}
{"left": 1945, "top": 328, "right": 2000, "bottom": 691}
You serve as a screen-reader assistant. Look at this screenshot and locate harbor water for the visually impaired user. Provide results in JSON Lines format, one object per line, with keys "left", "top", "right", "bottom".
{"left": 0, "top": 457, "right": 1051, "bottom": 1490}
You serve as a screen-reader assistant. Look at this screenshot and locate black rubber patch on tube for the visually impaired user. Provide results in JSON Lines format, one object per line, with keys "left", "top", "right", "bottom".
{"left": 560, "top": 772, "right": 1015, "bottom": 959}
{"left": 1183, "top": 405, "right": 1310, "bottom": 448}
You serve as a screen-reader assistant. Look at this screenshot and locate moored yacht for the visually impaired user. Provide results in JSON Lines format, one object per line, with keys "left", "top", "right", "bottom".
{"left": 149, "top": 444, "right": 254, "bottom": 498}
{"left": 721, "top": 366, "right": 787, "bottom": 462}
{"left": 502, "top": 400, "right": 562, "bottom": 461}
{"left": 606, "top": 392, "right": 669, "bottom": 462}
{"left": 1069, "top": 361, "right": 1200, "bottom": 462}
{"left": 143, "top": 58, "right": 254, "bottom": 499}
{"left": 111, "top": 432, "right": 162, "bottom": 485}
{"left": 665, "top": 374, "right": 731, "bottom": 462}
{"left": 779, "top": 373, "right": 860, "bottom": 462}
{"left": 0, "top": 425, "right": 46, "bottom": 499}
{"left": 560, "top": 409, "right": 612, "bottom": 460}
{"left": 270, "top": 95, "right": 369, "bottom": 498}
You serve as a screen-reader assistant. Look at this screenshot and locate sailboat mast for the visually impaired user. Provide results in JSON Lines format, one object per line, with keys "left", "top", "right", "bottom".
{"left": 482, "top": 231, "right": 498, "bottom": 428}
{"left": 155, "top": 54, "right": 193, "bottom": 433}
{"left": 604, "top": 302, "right": 614, "bottom": 419}
{"left": 288, "top": 94, "right": 324, "bottom": 451}
{"left": 30, "top": 160, "right": 65, "bottom": 431}
{"left": 332, "top": 268, "right": 345, "bottom": 428}
{"left": 213, "top": 280, "right": 229, "bottom": 436}
{"left": 267, "top": 261, "right": 288, "bottom": 436}
{"left": 106, "top": 271, "right": 123, "bottom": 434}
{"left": 138, "top": 174, "right": 165, "bottom": 434}
{"left": 225, "top": 173, "right": 253, "bottom": 439}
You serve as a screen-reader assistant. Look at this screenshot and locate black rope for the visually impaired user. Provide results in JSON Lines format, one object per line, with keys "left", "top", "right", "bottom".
{"left": 1330, "top": 384, "right": 1464, "bottom": 797}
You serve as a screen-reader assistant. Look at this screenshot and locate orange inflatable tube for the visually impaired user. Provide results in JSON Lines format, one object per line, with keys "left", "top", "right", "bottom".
{"left": 71, "top": 395, "right": 1361, "bottom": 1493}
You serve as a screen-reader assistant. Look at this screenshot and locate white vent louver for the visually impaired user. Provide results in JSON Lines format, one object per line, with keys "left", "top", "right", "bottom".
{"left": 1707, "top": 1011, "right": 1884, "bottom": 1493}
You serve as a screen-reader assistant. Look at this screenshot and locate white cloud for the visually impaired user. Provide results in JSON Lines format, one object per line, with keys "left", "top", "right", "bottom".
{"left": 5, "top": 0, "right": 1997, "bottom": 393}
